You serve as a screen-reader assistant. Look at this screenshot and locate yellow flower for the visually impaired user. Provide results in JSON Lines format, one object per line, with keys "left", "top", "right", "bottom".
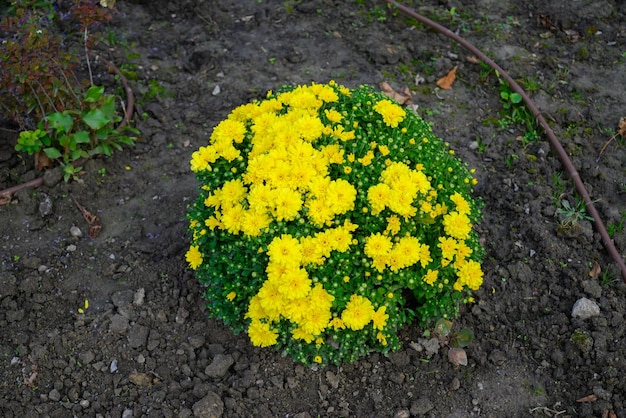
{"left": 442, "top": 211, "right": 472, "bottom": 240}
{"left": 376, "top": 331, "right": 387, "bottom": 346}
{"left": 267, "top": 234, "right": 302, "bottom": 266}
{"left": 358, "top": 150, "right": 375, "bottom": 166}
{"left": 292, "top": 327, "right": 315, "bottom": 343}
{"left": 324, "top": 108, "right": 343, "bottom": 123}
{"left": 277, "top": 267, "right": 312, "bottom": 300}
{"left": 378, "top": 145, "right": 390, "bottom": 156}
{"left": 457, "top": 260, "right": 484, "bottom": 291}
{"left": 456, "top": 240, "right": 473, "bottom": 260}
{"left": 226, "top": 292, "right": 237, "bottom": 301}
{"left": 367, "top": 183, "right": 391, "bottom": 214}
{"left": 248, "top": 320, "right": 278, "bottom": 347}
{"left": 364, "top": 233, "right": 393, "bottom": 258}
{"left": 372, "top": 99, "right": 406, "bottom": 128}
{"left": 423, "top": 269, "right": 438, "bottom": 286}
{"left": 438, "top": 236, "right": 457, "bottom": 260}
{"left": 314, "top": 355, "right": 323, "bottom": 364}
{"left": 329, "top": 317, "right": 345, "bottom": 330}
{"left": 372, "top": 306, "right": 388, "bottom": 330}
{"left": 385, "top": 215, "right": 401, "bottom": 236}
{"left": 341, "top": 294, "right": 375, "bottom": 330}
{"left": 185, "top": 245, "right": 203, "bottom": 270}
{"left": 450, "top": 192, "right": 471, "bottom": 215}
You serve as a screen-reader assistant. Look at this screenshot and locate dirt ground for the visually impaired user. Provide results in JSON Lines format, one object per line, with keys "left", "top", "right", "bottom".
{"left": 1, "top": 0, "right": 626, "bottom": 417}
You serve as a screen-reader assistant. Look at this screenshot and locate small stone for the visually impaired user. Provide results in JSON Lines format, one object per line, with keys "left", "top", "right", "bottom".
{"left": 133, "top": 288, "right": 145, "bottom": 305}
{"left": 48, "top": 388, "right": 61, "bottom": 402}
{"left": 326, "top": 371, "right": 340, "bottom": 389}
{"left": 394, "top": 409, "right": 410, "bottom": 418}
{"left": 80, "top": 399, "right": 90, "bottom": 408}
{"left": 582, "top": 280, "right": 602, "bottom": 299}
{"left": 127, "top": 324, "right": 149, "bottom": 348}
{"left": 39, "top": 195, "right": 53, "bottom": 217}
{"left": 109, "top": 314, "right": 129, "bottom": 334}
{"left": 110, "top": 359, "right": 118, "bottom": 373}
{"left": 212, "top": 85, "right": 221, "bottom": 96}
{"left": 78, "top": 351, "right": 95, "bottom": 365}
{"left": 572, "top": 297, "right": 600, "bottom": 320}
{"left": 193, "top": 391, "right": 224, "bottom": 418}
{"left": 66, "top": 244, "right": 77, "bottom": 252}
{"left": 410, "top": 398, "right": 434, "bottom": 415}
{"left": 70, "top": 226, "right": 83, "bottom": 238}
{"left": 188, "top": 335, "right": 206, "bottom": 349}
{"left": 468, "top": 141, "right": 479, "bottom": 150}
{"left": 205, "top": 354, "right": 234, "bottom": 378}
{"left": 122, "top": 408, "right": 133, "bottom": 418}
{"left": 111, "top": 290, "right": 135, "bottom": 308}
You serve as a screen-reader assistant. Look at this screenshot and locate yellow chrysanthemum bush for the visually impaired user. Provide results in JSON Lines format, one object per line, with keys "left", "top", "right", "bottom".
{"left": 186, "top": 81, "right": 484, "bottom": 365}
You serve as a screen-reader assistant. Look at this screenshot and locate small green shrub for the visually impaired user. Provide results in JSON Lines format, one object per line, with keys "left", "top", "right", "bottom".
{"left": 186, "top": 82, "right": 485, "bottom": 365}
{"left": 15, "top": 85, "right": 138, "bottom": 181}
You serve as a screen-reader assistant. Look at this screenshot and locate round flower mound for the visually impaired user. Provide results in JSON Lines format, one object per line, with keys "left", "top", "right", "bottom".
{"left": 186, "top": 81, "right": 484, "bottom": 365}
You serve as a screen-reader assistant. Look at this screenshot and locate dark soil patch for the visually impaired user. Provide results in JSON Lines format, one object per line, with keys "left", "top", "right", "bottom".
{"left": 1, "top": 1, "right": 626, "bottom": 417}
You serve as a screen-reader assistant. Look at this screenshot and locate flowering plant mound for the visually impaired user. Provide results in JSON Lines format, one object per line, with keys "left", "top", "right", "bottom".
{"left": 186, "top": 81, "right": 484, "bottom": 365}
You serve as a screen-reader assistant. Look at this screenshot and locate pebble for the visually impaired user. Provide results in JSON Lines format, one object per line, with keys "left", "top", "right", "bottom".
{"left": 78, "top": 350, "right": 95, "bottom": 365}
{"left": 572, "top": 297, "right": 600, "bottom": 320}
{"left": 127, "top": 324, "right": 149, "bottom": 348}
{"left": 66, "top": 244, "right": 77, "bottom": 252}
{"left": 111, "top": 290, "right": 135, "bottom": 308}
{"left": 133, "top": 288, "right": 145, "bottom": 305}
{"left": 48, "top": 388, "right": 61, "bottom": 402}
{"left": 410, "top": 398, "right": 434, "bottom": 415}
{"left": 109, "top": 314, "right": 129, "bottom": 333}
{"left": 205, "top": 354, "right": 234, "bottom": 378}
{"left": 38, "top": 195, "right": 53, "bottom": 217}
{"left": 70, "top": 226, "right": 83, "bottom": 238}
{"left": 110, "top": 359, "right": 118, "bottom": 373}
{"left": 193, "top": 391, "right": 224, "bottom": 418}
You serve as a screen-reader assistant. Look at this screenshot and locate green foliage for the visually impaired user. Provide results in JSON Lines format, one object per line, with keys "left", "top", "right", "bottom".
{"left": 0, "top": 0, "right": 112, "bottom": 127}
{"left": 607, "top": 210, "right": 626, "bottom": 238}
{"left": 556, "top": 197, "right": 593, "bottom": 227}
{"left": 186, "top": 82, "right": 485, "bottom": 365}
{"left": 15, "top": 85, "right": 138, "bottom": 181}
{"left": 497, "top": 78, "right": 539, "bottom": 145}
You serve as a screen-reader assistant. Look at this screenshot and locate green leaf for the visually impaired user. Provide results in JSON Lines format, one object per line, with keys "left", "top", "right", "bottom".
{"left": 500, "top": 91, "right": 509, "bottom": 100}
{"left": 48, "top": 112, "right": 74, "bottom": 134}
{"left": 83, "top": 109, "right": 110, "bottom": 130}
{"left": 509, "top": 92, "right": 523, "bottom": 104}
{"left": 434, "top": 318, "right": 453, "bottom": 338}
{"left": 100, "top": 95, "right": 117, "bottom": 120}
{"left": 43, "top": 147, "right": 62, "bottom": 159}
{"left": 71, "top": 131, "right": 91, "bottom": 144}
{"left": 454, "top": 328, "right": 474, "bottom": 347}
{"left": 84, "top": 85, "right": 105, "bottom": 103}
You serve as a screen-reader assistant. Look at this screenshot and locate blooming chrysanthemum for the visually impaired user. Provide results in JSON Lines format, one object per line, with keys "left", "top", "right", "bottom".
{"left": 373, "top": 99, "right": 406, "bottom": 128}
{"left": 341, "top": 294, "right": 375, "bottom": 330}
{"left": 187, "top": 81, "right": 484, "bottom": 366}
{"left": 185, "top": 245, "right": 203, "bottom": 270}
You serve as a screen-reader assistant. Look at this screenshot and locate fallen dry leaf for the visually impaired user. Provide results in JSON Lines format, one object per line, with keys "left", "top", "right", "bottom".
{"left": 436, "top": 65, "right": 459, "bottom": 90}
{"left": 576, "top": 394, "right": 597, "bottom": 403}
{"left": 0, "top": 192, "right": 11, "bottom": 206}
{"left": 603, "top": 409, "right": 618, "bottom": 418}
{"left": 129, "top": 371, "right": 152, "bottom": 387}
{"left": 35, "top": 151, "right": 53, "bottom": 171}
{"left": 380, "top": 81, "right": 411, "bottom": 104}
{"left": 71, "top": 195, "right": 102, "bottom": 238}
{"left": 466, "top": 56, "right": 481, "bottom": 64}
{"left": 589, "top": 260, "right": 601, "bottom": 280}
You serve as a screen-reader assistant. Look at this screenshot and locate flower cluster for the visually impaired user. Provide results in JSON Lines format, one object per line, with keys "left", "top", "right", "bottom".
{"left": 186, "top": 82, "right": 484, "bottom": 365}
